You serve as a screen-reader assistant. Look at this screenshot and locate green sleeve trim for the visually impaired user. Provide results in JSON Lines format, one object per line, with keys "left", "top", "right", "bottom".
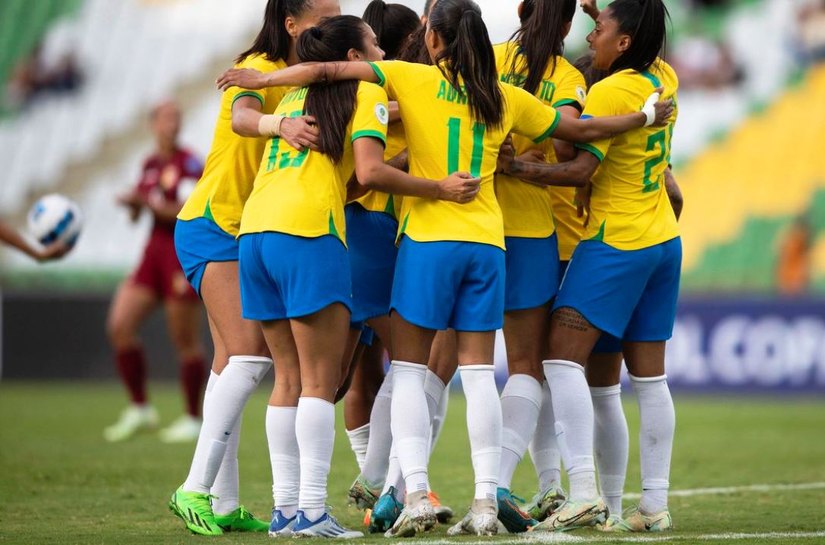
{"left": 352, "top": 130, "right": 387, "bottom": 145}
{"left": 232, "top": 91, "right": 264, "bottom": 107}
{"left": 368, "top": 62, "right": 386, "bottom": 87}
{"left": 575, "top": 143, "right": 605, "bottom": 162}
{"left": 640, "top": 70, "right": 662, "bottom": 89}
{"left": 553, "top": 98, "right": 582, "bottom": 111}
{"left": 533, "top": 110, "right": 562, "bottom": 144}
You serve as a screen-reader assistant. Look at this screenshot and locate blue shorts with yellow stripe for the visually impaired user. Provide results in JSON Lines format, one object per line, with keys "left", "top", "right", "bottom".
{"left": 555, "top": 237, "right": 682, "bottom": 342}
{"left": 391, "top": 237, "right": 505, "bottom": 332}
{"left": 174, "top": 217, "right": 239, "bottom": 297}
{"left": 239, "top": 232, "right": 352, "bottom": 321}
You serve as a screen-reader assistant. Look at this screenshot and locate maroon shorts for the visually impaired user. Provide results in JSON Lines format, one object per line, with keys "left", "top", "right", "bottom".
{"left": 131, "top": 230, "right": 199, "bottom": 301}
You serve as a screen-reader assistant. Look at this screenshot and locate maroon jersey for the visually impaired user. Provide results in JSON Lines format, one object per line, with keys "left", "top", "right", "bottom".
{"left": 136, "top": 147, "right": 203, "bottom": 235}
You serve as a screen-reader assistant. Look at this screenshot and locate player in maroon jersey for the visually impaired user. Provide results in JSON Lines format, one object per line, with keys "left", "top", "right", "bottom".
{"left": 104, "top": 101, "right": 207, "bottom": 443}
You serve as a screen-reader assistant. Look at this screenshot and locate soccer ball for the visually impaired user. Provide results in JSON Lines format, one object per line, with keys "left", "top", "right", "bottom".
{"left": 27, "top": 193, "right": 83, "bottom": 248}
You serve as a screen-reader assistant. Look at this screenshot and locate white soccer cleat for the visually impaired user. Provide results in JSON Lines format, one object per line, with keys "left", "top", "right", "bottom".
{"left": 530, "top": 497, "right": 607, "bottom": 532}
{"left": 292, "top": 511, "right": 363, "bottom": 539}
{"left": 159, "top": 415, "right": 201, "bottom": 443}
{"left": 447, "top": 499, "right": 499, "bottom": 536}
{"left": 384, "top": 495, "right": 437, "bottom": 538}
{"left": 103, "top": 405, "right": 159, "bottom": 442}
{"left": 600, "top": 506, "right": 673, "bottom": 532}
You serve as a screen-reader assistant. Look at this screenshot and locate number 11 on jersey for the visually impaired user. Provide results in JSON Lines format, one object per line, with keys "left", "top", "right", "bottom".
{"left": 447, "top": 117, "right": 486, "bottom": 178}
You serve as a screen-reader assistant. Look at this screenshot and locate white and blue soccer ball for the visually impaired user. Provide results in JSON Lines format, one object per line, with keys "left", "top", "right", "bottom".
{"left": 27, "top": 193, "right": 83, "bottom": 248}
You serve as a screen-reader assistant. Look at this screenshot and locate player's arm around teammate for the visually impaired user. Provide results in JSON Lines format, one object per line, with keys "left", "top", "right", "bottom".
{"left": 528, "top": 0, "right": 680, "bottom": 534}
{"left": 169, "top": 0, "right": 343, "bottom": 537}
{"left": 490, "top": 0, "right": 588, "bottom": 533}
{"left": 237, "top": 16, "right": 478, "bottom": 539}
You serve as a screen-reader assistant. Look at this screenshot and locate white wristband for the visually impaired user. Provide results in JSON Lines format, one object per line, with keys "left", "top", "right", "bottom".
{"left": 642, "top": 92, "right": 660, "bottom": 127}
{"left": 258, "top": 114, "right": 286, "bottom": 137}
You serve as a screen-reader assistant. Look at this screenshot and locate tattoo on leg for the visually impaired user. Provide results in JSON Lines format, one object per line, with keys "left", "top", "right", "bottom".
{"left": 553, "top": 307, "right": 592, "bottom": 333}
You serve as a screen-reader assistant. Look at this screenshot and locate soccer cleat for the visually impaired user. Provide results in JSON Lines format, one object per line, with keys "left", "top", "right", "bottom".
{"left": 103, "top": 404, "right": 159, "bottom": 442}
{"left": 530, "top": 498, "right": 608, "bottom": 532}
{"left": 168, "top": 487, "right": 223, "bottom": 536}
{"left": 214, "top": 505, "right": 268, "bottom": 532}
{"left": 595, "top": 513, "right": 625, "bottom": 532}
{"left": 496, "top": 488, "right": 537, "bottom": 533}
{"left": 526, "top": 485, "right": 567, "bottom": 522}
{"left": 368, "top": 488, "right": 403, "bottom": 533}
{"left": 384, "top": 495, "right": 437, "bottom": 538}
{"left": 347, "top": 475, "right": 380, "bottom": 510}
{"left": 292, "top": 510, "right": 364, "bottom": 539}
{"left": 268, "top": 508, "right": 298, "bottom": 536}
{"left": 447, "top": 498, "right": 499, "bottom": 536}
{"left": 601, "top": 506, "right": 673, "bottom": 532}
{"left": 428, "top": 490, "right": 454, "bottom": 523}
{"left": 159, "top": 414, "right": 201, "bottom": 443}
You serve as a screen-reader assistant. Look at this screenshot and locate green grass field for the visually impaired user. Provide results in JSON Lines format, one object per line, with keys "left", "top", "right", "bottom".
{"left": 1, "top": 382, "right": 824, "bottom": 545}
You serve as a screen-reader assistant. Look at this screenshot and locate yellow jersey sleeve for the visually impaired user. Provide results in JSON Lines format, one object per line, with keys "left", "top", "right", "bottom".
{"left": 507, "top": 84, "right": 562, "bottom": 147}
{"left": 579, "top": 61, "right": 680, "bottom": 250}
{"left": 240, "top": 81, "right": 387, "bottom": 245}
{"left": 351, "top": 82, "right": 389, "bottom": 146}
{"left": 551, "top": 59, "right": 587, "bottom": 110}
{"left": 178, "top": 54, "right": 289, "bottom": 236}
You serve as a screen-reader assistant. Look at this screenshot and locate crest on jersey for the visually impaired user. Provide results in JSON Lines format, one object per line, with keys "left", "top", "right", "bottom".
{"left": 375, "top": 104, "right": 389, "bottom": 125}
{"left": 576, "top": 86, "right": 587, "bottom": 103}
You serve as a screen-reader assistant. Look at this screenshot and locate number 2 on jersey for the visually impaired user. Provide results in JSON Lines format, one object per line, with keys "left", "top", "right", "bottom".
{"left": 447, "top": 117, "right": 485, "bottom": 178}
{"left": 642, "top": 124, "right": 673, "bottom": 193}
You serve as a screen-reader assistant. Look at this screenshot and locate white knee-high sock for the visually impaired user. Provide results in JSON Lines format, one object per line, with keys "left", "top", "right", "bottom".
{"left": 266, "top": 405, "right": 299, "bottom": 517}
{"left": 361, "top": 368, "right": 393, "bottom": 487}
{"left": 630, "top": 374, "right": 675, "bottom": 515}
{"left": 424, "top": 370, "right": 446, "bottom": 450}
{"left": 212, "top": 409, "right": 242, "bottom": 515}
{"left": 186, "top": 371, "right": 218, "bottom": 493}
{"left": 346, "top": 424, "right": 370, "bottom": 472}
{"left": 460, "top": 365, "right": 502, "bottom": 501}
{"left": 431, "top": 377, "right": 450, "bottom": 451}
{"left": 295, "top": 397, "right": 335, "bottom": 521}
{"left": 529, "top": 381, "right": 562, "bottom": 491}
{"left": 390, "top": 361, "right": 430, "bottom": 499}
{"left": 499, "top": 374, "right": 542, "bottom": 491}
{"left": 381, "top": 442, "right": 405, "bottom": 501}
{"left": 543, "top": 359, "right": 597, "bottom": 502}
{"left": 183, "top": 356, "right": 271, "bottom": 493}
{"left": 591, "top": 384, "right": 628, "bottom": 516}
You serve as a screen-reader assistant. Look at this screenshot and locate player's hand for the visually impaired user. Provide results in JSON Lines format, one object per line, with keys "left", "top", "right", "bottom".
{"left": 35, "top": 240, "right": 70, "bottom": 262}
{"left": 216, "top": 68, "right": 267, "bottom": 91}
{"left": 580, "top": 0, "right": 600, "bottom": 20}
{"left": 497, "top": 136, "right": 515, "bottom": 174}
{"left": 647, "top": 87, "right": 674, "bottom": 127}
{"left": 280, "top": 116, "right": 320, "bottom": 152}
{"left": 438, "top": 172, "right": 481, "bottom": 204}
{"left": 517, "top": 148, "right": 546, "bottom": 164}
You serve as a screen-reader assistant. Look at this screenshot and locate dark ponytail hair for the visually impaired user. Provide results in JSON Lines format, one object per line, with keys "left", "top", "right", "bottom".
{"left": 606, "top": 0, "right": 669, "bottom": 74}
{"left": 362, "top": 1, "right": 421, "bottom": 60}
{"left": 429, "top": 0, "right": 503, "bottom": 128}
{"left": 507, "top": 0, "right": 576, "bottom": 94}
{"left": 423, "top": 0, "right": 436, "bottom": 17}
{"left": 236, "top": 0, "right": 312, "bottom": 63}
{"left": 297, "top": 15, "right": 367, "bottom": 163}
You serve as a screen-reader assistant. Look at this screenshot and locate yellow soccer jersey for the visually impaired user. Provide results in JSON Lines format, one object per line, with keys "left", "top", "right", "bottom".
{"left": 239, "top": 81, "right": 389, "bottom": 244}
{"left": 493, "top": 42, "right": 587, "bottom": 239}
{"left": 576, "top": 60, "right": 679, "bottom": 250}
{"left": 178, "top": 54, "right": 289, "bottom": 236}
{"left": 354, "top": 122, "right": 406, "bottom": 218}
{"left": 369, "top": 60, "right": 561, "bottom": 250}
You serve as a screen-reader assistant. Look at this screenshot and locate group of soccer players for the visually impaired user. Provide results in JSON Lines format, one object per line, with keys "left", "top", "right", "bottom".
{"left": 167, "top": 0, "right": 681, "bottom": 539}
